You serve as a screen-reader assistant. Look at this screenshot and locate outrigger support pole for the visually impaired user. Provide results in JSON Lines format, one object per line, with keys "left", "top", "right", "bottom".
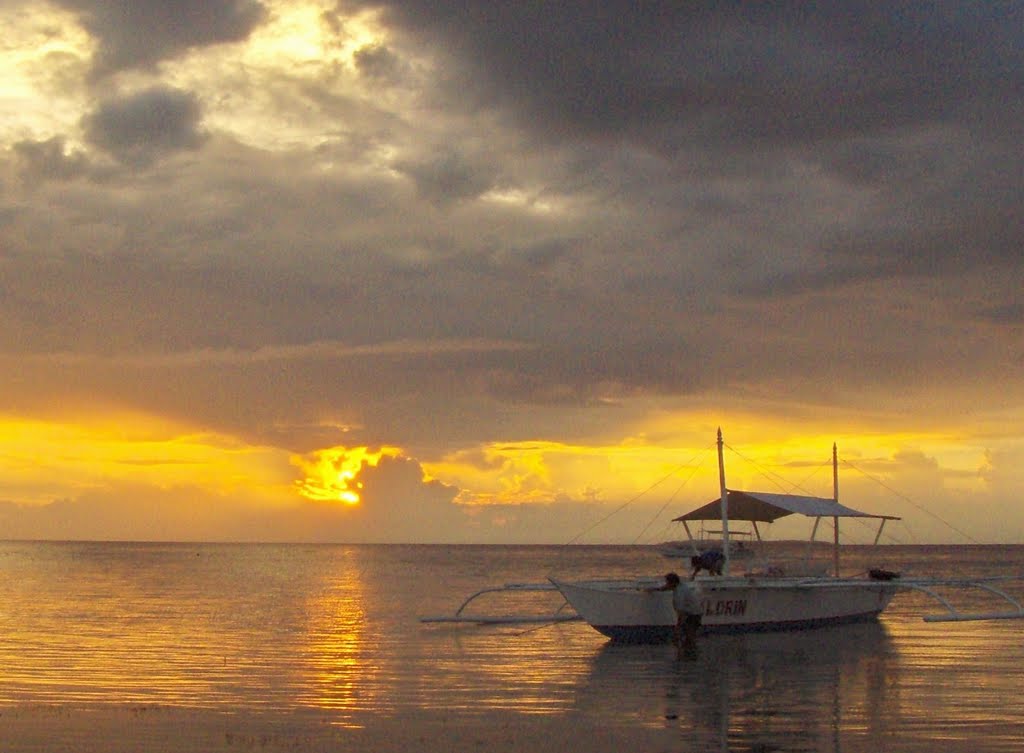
{"left": 717, "top": 427, "right": 731, "bottom": 576}
{"left": 832, "top": 443, "right": 841, "bottom": 577}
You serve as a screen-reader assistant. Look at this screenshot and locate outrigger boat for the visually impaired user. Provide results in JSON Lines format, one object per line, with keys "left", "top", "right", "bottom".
{"left": 423, "top": 430, "right": 1024, "bottom": 641}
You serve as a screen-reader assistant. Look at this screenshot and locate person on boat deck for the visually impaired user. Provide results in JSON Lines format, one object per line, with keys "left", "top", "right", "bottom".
{"left": 646, "top": 572, "right": 702, "bottom": 657}
{"left": 691, "top": 549, "right": 725, "bottom": 577}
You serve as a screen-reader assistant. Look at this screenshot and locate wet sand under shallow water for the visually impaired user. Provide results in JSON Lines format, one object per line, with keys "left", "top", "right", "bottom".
{"left": 0, "top": 706, "right": 685, "bottom": 753}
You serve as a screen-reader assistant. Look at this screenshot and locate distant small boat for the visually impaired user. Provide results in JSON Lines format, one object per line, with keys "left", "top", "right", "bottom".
{"left": 657, "top": 531, "right": 755, "bottom": 561}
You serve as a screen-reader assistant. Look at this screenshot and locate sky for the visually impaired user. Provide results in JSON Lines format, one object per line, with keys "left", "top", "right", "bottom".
{"left": 0, "top": 1, "right": 1022, "bottom": 544}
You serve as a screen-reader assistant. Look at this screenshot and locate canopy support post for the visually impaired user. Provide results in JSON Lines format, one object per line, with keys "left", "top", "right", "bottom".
{"left": 873, "top": 519, "right": 887, "bottom": 545}
{"left": 682, "top": 521, "right": 700, "bottom": 556}
{"left": 807, "top": 517, "right": 821, "bottom": 563}
{"left": 833, "top": 517, "right": 840, "bottom": 577}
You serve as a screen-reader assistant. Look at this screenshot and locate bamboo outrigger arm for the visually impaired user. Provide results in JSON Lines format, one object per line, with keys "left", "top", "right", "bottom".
{"left": 895, "top": 577, "right": 1024, "bottom": 623}
{"left": 420, "top": 582, "right": 579, "bottom": 624}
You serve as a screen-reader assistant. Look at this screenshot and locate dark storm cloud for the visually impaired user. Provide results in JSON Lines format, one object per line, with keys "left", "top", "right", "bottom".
{"left": 81, "top": 86, "right": 206, "bottom": 165}
{"left": 343, "top": 1, "right": 1023, "bottom": 147}
{"left": 55, "top": 0, "right": 267, "bottom": 76}
{"left": 810, "top": 136, "right": 1024, "bottom": 286}
{"left": 325, "top": 0, "right": 1024, "bottom": 301}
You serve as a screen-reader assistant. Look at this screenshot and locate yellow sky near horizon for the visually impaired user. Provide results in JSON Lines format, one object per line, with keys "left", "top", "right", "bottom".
{"left": 0, "top": 413, "right": 294, "bottom": 506}
{"left": 0, "top": 407, "right": 1005, "bottom": 541}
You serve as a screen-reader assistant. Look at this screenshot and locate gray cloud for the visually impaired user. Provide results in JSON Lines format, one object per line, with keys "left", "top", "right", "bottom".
{"left": 353, "top": 43, "right": 407, "bottom": 83}
{"left": 81, "top": 86, "right": 206, "bottom": 165}
{"left": 392, "top": 148, "right": 498, "bottom": 204}
{"left": 56, "top": 0, "right": 267, "bottom": 76}
{"left": 13, "top": 137, "right": 90, "bottom": 185}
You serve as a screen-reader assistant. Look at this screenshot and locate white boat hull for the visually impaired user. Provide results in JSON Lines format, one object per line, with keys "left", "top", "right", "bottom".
{"left": 552, "top": 577, "right": 897, "bottom": 643}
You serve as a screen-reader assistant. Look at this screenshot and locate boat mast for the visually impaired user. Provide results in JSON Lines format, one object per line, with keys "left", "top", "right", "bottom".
{"left": 832, "top": 442, "right": 840, "bottom": 577}
{"left": 717, "top": 428, "right": 730, "bottom": 575}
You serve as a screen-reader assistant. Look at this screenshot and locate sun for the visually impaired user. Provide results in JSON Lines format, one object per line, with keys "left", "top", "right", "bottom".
{"left": 335, "top": 469, "right": 361, "bottom": 505}
{"left": 294, "top": 445, "right": 401, "bottom": 505}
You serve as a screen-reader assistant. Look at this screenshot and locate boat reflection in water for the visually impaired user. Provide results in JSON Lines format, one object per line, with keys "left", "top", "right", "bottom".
{"left": 573, "top": 622, "right": 897, "bottom": 753}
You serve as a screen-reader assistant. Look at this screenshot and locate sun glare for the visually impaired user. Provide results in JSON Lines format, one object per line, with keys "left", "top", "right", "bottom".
{"left": 0, "top": 5, "right": 93, "bottom": 148}
{"left": 294, "top": 445, "right": 402, "bottom": 505}
{"left": 163, "top": 0, "right": 392, "bottom": 152}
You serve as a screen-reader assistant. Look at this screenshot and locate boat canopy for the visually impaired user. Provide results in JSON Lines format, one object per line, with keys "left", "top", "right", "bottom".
{"left": 673, "top": 490, "right": 901, "bottom": 524}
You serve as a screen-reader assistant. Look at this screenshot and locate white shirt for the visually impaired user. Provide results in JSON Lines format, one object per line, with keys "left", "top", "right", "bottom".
{"left": 672, "top": 581, "right": 702, "bottom": 615}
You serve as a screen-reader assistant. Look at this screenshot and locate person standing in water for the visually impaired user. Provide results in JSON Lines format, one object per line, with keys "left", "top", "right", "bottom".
{"left": 647, "top": 572, "right": 702, "bottom": 658}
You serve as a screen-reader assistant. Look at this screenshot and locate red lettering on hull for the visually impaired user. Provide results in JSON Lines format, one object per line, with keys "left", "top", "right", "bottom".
{"left": 703, "top": 599, "right": 747, "bottom": 617}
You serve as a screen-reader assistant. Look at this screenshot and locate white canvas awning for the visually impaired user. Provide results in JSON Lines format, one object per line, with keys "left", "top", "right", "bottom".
{"left": 673, "top": 490, "right": 901, "bottom": 524}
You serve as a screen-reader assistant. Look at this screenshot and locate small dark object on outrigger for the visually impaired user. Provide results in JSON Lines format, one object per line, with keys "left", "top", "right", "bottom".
{"left": 869, "top": 568, "right": 900, "bottom": 581}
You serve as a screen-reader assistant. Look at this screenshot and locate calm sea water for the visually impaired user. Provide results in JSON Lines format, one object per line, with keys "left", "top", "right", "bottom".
{"left": 0, "top": 541, "right": 1022, "bottom": 751}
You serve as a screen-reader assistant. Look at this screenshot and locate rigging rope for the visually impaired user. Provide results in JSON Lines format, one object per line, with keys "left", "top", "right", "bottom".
{"left": 841, "top": 457, "right": 981, "bottom": 545}
{"left": 725, "top": 443, "right": 921, "bottom": 546}
{"left": 631, "top": 455, "right": 709, "bottom": 545}
{"left": 563, "top": 443, "right": 713, "bottom": 546}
